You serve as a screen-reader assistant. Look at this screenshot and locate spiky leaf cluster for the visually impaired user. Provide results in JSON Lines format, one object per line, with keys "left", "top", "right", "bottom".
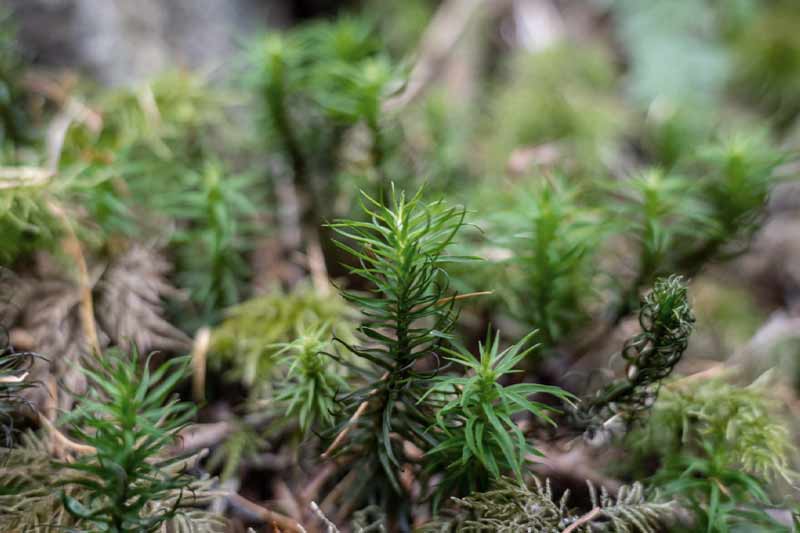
{"left": 250, "top": 17, "right": 407, "bottom": 222}
{"left": 493, "top": 179, "right": 601, "bottom": 347}
{"left": 56, "top": 351, "right": 201, "bottom": 532}
{"left": 273, "top": 324, "right": 347, "bottom": 435}
{"left": 677, "top": 131, "right": 784, "bottom": 270}
{"left": 0, "top": 432, "right": 225, "bottom": 533}
{"left": 171, "top": 161, "right": 259, "bottom": 323}
{"left": 425, "top": 331, "right": 574, "bottom": 501}
{"left": 328, "top": 186, "right": 468, "bottom": 491}
{"left": 609, "top": 171, "right": 709, "bottom": 318}
{"left": 654, "top": 446, "right": 783, "bottom": 532}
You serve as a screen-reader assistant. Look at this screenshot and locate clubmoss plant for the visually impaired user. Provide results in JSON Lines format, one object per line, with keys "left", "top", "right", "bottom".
{"left": 677, "top": 131, "right": 784, "bottom": 272}
{"left": 631, "top": 377, "right": 797, "bottom": 531}
{"left": 1, "top": 431, "right": 224, "bottom": 533}
{"left": 609, "top": 171, "right": 708, "bottom": 321}
{"left": 579, "top": 276, "right": 695, "bottom": 438}
{"left": 327, "top": 186, "right": 468, "bottom": 497}
{"left": 172, "top": 161, "right": 258, "bottom": 323}
{"left": 56, "top": 351, "right": 204, "bottom": 532}
{"left": 273, "top": 323, "right": 347, "bottom": 435}
{"left": 424, "top": 331, "right": 574, "bottom": 502}
{"left": 494, "top": 179, "right": 601, "bottom": 348}
{"left": 250, "top": 16, "right": 409, "bottom": 229}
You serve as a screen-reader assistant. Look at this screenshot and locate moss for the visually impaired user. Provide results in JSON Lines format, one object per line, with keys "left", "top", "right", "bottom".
{"left": 482, "top": 43, "right": 628, "bottom": 176}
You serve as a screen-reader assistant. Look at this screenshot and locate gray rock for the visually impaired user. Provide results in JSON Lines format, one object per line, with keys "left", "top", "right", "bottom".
{"left": 2, "top": 0, "right": 290, "bottom": 85}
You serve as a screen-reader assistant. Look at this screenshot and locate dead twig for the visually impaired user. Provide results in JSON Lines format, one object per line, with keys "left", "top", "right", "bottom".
{"left": 191, "top": 327, "right": 211, "bottom": 402}
{"left": 39, "top": 413, "right": 97, "bottom": 456}
{"left": 383, "top": 0, "right": 491, "bottom": 112}
{"left": 307, "top": 233, "right": 331, "bottom": 296}
{"left": 228, "top": 493, "right": 307, "bottom": 533}
{"left": 0, "top": 166, "right": 53, "bottom": 188}
{"left": 322, "top": 372, "right": 389, "bottom": 459}
{"left": 310, "top": 501, "right": 340, "bottom": 533}
{"left": 562, "top": 507, "right": 601, "bottom": 533}
{"left": 321, "top": 398, "right": 371, "bottom": 459}
{"left": 47, "top": 201, "right": 102, "bottom": 357}
{"left": 0, "top": 372, "right": 28, "bottom": 384}
{"left": 170, "top": 421, "right": 234, "bottom": 455}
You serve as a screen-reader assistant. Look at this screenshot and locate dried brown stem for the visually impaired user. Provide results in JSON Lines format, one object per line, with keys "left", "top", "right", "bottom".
{"left": 47, "top": 201, "right": 101, "bottom": 357}
{"left": 228, "top": 493, "right": 307, "bottom": 533}
{"left": 321, "top": 398, "right": 371, "bottom": 459}
{"left": 0, "top": 372, "right": 28, "bottom": 384}
{"left": 384, "top": 0, "right": 491, "bottom": 111}
{"left": 562, "top": 507, "right": 601, "bottom": 533}
{"left": 191, "top": 327, "right": 211, "bottom": 402}
{"left": 39, "top": 414, "right": 97, "bottom": 456}
{"left": 322, "top": 372, "right": 389, "bottom": 458}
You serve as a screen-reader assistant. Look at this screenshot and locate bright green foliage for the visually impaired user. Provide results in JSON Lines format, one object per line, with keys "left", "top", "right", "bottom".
{"left": 425, "top": 331, "right": 574, "bottom": 500}
{"left": 63, "top": 74, "right": 248, "bottom": 318}
{"left": 679, "top": 132, "right": 784, "bottom": 269}
{"left": 210, "top": 284, "right": 357, "bottom": 393}
{"left": 642, "top": 379, "right": 795, "bottom": 483}
{"left": 732, "top": 0, "right": 800, "bottom": 129}
{"left": 580, "top": 276, "right": 694, "bottom": 433}
{"left": 0, "top": 171, "right": 60, "bottom": 263}
{"left": 1, "top": 432, "right": 224, "bottom": 533}
{"left": 635, "top": 378, "right": 796, "bottom": 531}
{"left": 57, "top": 351, "right": 199, "bottom": 533}
{"left": 610, "top": 170, "right": 709, "bottom": 317}
{"left": 273, "top": 324, "right": 346, "bottom": 435}
{"left": 62, "top": 71, "right": 226, "bottom": 168}
{"left": 328, "top": 186, "right": 468, "bottom": 491}
{"left": 641, "top": 102, "right": 717, "bottom": 170}
{"left": 424, "top": 477, "right": 674, "bottom": 533}
{"left": 250, "top": 17, "right": 402, "bottom": 219}
{"left": 318, "top": 56, "right": 400, "bottom": 198}
{"left": 171, "top": 162, "right": 258, "bottom": 322}
{"left": 254, "top": 32, "right": 312, "bottom": 191}
{"left": 495, "top": 179, "right": 601, "bottom": 347}
{"left": 657, "top": 447, "right": 782, "bottom": 532}
{"left": 484, "top": 43, "right": 626, "bottom": 174}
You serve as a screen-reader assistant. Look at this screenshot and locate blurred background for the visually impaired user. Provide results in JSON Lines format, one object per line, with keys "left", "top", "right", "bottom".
{"left": 3, "top": 0, "right": 800, "bottom": 531}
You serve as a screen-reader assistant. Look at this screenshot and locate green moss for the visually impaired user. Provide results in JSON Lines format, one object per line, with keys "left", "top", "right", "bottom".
{"left": 483, "top": 43, "right": 627, "bottom": 176}
{"left": 209, "top": 284, "right": 357, "bottom": 393}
